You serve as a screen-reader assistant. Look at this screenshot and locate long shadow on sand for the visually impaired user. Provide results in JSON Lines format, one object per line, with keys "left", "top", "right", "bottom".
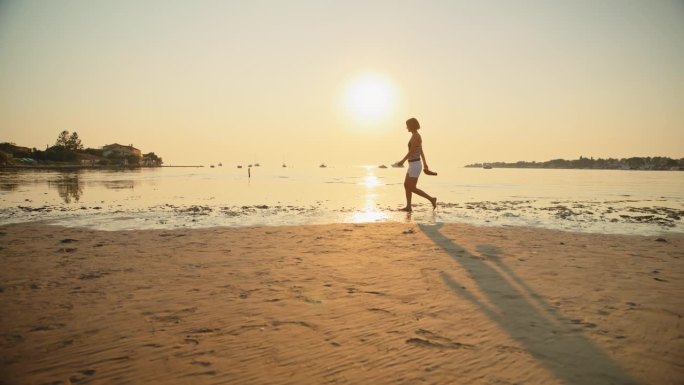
{"left": 419, "top": 223, "right": 639, "bottom": 385}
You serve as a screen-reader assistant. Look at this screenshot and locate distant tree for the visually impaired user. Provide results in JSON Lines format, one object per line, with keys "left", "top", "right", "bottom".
{"left": 626, "top": 157, "right": 645, "bottom": 169}
{"left": 465, "top": 156, "right": 681, "bottom": 170}
{"left": 547, "top": 159, "right": 568, "bottom": 168}
{"left": 56, "top": 130, "right": 70, "bottom": 148}
{"left": 143, "top": 152, "right": 163, "bottom": 166}
{"left": 44, "top": 145, "right": 77, "bottom": 162}
{"left": 126, "top": 154, "right": 141, "bottom": 166}
{"left": 665, "top": 158, "right": 678, "bottom": 169}
{"left": 574, "top": 156, "right": 592, "bottom": 169}
{"left": 67, "top": 132, "right": 83, "bottom": 151}
{"left": 594, "top": 158, "right": 608, "bottom": 169}
{"left": 54, "top": 130, "right": 83, "bottom": 151}
{"left": 30, "top": 149, "right": 45, "bottom": 161}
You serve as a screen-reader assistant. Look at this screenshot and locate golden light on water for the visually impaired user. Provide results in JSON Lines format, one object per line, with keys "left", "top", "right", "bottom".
{"left": 349, "top": 167, "right": 389, "bottom": 223}
{"left": 362, "top": 174, "right": 381, "bottom": 189}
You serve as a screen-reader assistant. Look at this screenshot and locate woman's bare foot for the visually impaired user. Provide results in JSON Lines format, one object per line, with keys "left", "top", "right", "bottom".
{"left": 399, "top": 206, "right": 412, "bottom": 212}
{"left": 430, "top": 197, "right": 437, "bottom": 210}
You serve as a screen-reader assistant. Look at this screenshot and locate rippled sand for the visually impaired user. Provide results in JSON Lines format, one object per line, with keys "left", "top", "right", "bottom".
{"left": 0, "top": 222, "right": 682, "bottom": 384}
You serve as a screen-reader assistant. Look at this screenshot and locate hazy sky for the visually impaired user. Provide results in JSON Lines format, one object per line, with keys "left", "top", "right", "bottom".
{"left": 1, "top": 0, "right": 683, "bottom": 166}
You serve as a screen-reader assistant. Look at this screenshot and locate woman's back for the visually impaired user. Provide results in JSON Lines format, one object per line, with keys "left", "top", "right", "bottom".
{"left": 408, "top": 132, "right": 422, "bottom": 160}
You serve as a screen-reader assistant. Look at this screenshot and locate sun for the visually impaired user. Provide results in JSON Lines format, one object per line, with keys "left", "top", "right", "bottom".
{"left": 343, "top": 73, "right": 398, "bottom": 125}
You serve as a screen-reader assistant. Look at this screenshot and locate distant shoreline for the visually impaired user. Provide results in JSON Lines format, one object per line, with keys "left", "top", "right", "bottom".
{"left": 161, "top": 165, "right": 205, "bottom": 168}
{"left": 0, "top": 165, "right": 203, "bottom": 170}
{"left": 465, "top": 166, "right": 683, "bottom": 171}
{"left": 466, "top": 156, "right": 683, "bottom": 171}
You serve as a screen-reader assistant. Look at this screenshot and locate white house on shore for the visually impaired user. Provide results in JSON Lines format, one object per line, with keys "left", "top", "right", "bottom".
{"left": 102, "top": 143, "right": 141, "bottom": 158}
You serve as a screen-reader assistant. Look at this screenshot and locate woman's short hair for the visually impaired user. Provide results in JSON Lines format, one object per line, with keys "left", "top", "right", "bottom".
{"left": 406, "top": 117, "right": 420, "bottom": 130}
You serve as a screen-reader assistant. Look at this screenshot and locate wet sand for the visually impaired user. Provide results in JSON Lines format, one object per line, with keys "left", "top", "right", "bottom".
{"left": 0, "top": 222, "right": 682, "bottom": 384}
{"left": 4, "top": 199, "right": 683, "bottom": 235}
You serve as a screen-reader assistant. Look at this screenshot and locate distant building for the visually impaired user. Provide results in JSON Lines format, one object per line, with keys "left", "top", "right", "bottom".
{"left": 102, "top": 143, "right": 141, "bottom": 158}
{"left": 102, "top": 143, "right": 142, "bottom": 166}
{"left": 78, "top": 153, "right": 102, "bottom": 166}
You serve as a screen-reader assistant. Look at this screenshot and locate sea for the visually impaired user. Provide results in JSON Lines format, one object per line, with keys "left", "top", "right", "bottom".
{"left": 1, "top": 165, "right": 682, "bottom": 235}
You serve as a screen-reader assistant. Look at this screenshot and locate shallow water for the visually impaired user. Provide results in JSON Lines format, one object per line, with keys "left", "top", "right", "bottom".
{"left": 0, "top": 165, "right": 682, "bottom": 235}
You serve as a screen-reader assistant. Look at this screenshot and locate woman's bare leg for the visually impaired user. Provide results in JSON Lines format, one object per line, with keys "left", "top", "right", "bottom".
{"left": 402, "top": 175, "right": 437, "bottom": 211}
{"left": 413, "top": 187, "right": 437, "bottom": 209}
{"left": 401, "top": 175, "right": 417, "bottom": 211}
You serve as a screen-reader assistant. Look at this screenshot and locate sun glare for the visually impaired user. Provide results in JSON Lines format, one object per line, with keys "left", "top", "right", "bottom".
{"left": 343, "top": 73, "right": 398, "bottom": 126}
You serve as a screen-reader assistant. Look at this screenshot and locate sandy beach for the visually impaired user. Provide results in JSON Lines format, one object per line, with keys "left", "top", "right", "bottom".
{"left": 0, "top": 222, "right": 682, "bottom": 385}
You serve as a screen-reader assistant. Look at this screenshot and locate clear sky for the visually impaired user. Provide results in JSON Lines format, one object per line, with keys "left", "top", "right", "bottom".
{"left": 1, "top": 0, "right": 683, "bottom": 166}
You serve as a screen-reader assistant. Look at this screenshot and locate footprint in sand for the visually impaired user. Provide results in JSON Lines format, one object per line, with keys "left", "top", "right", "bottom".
{"left": 271, "top": 320, "right": 317, "bottom": 330}
{"left": 227, "top": 324, "right": 267, "bottom": 336}
{"left": 496, "top": 344, "right": 525, "bottom": 354}
{"left": 597, "top": 306, "right": 615, "bottom": 316}
{"left": 570, "top": 319, "right": 598, "bottom": 329}
{"left": 1, "top": 334, "right": 24, "bottom": 348}
{"left": 30, "top": 323, "right": 65, "bottom": 332}
{"left": 79, "top": 271, "right": 109, "bottom": 280}
{"left": 146, "top": 307, "right": 197, "bottom": 325}
{"left": 183, "top": 370, "right": 217, "bottom": 377}
{"left": 368, "top": 308, "right": 394, "bottom": 315}
{"left": 406, "top": 329, "right": 475, "bottom": 350}
{"left": 66, "top": 369, "right": 96, "bottom": 384}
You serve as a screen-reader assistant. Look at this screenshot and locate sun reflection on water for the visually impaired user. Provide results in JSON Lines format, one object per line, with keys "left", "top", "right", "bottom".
{"left": 362, "top": 174, "right": 381, "bottom": 189}
{"left": 348, "top": 167, "right": 390, "bottom": 223}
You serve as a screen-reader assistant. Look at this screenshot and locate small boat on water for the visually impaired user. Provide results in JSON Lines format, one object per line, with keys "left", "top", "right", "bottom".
{"left": 237, "top": 165, "right": 243, "bottom": 168}
{"left": 483, "top": 164, "right": 492, "bottom": 169}
{"left": 378, "top": 164, "right": 388, "bottom": 169}
{"left": 255, "top": 163, "right": 260, "bottom": 167}
{"left": 218, "top": 162, "right": 222, "bottom": 167}
{"left": 210, "top": 165, "right": 215, "bottom": 168}
{"left": 319, "top": 163, "right": 327, "bottom": 168}
{"left": 282, "top": 163, "right": 287, "bottom": 168}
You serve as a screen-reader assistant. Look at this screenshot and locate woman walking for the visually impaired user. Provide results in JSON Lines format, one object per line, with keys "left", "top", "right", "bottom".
{"left": 396, "top": 117, "right": 437, "bottom": 212}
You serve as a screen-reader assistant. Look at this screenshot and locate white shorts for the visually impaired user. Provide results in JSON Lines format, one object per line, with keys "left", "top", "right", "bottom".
{"left": 407, "top": 160, "right": 422, "bottom": 178}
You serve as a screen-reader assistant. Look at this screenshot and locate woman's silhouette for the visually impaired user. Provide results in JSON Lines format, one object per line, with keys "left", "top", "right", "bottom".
{"left": 396, "top": 117, "right": 437, "bottom": 212}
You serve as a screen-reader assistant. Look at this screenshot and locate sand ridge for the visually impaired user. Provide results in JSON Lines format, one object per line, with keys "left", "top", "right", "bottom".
{"left": 0, "top": 222, "right": 682, "bottom": 384}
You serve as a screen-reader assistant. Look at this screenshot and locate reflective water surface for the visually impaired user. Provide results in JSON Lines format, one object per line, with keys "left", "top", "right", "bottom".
{"left": 1, "top": 165, "right": 682, "bottom": 235}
